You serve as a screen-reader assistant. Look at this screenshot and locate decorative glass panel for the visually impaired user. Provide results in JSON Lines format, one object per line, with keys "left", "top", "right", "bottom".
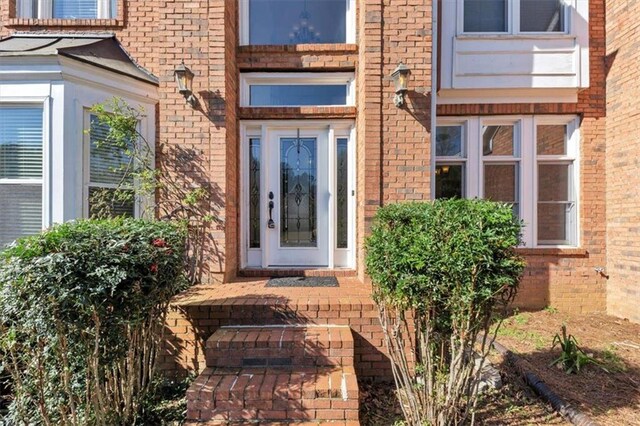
{"left": 484, "top": 163, "right": 519, "bottom": 216}
{"left": 53, "top": 0, "right": 98, "bottom": 18}
{"left": 483, "top": 125, "right": 514, "bottom": 156}
{"left": 538, "top": 163, "right": 573, "bottom": 244}
{"left": 436, "top": 126, "right": 463, "bottom": 157}
{"left": 0, "top": 106, "right": 43, "bottom": 246}
{"left": 435, "top": 164, "right": 464, "bottom": 199}
{"left": 336, "top": 138, "right": 348, "bottom": 249}
{"left": 250, "top": 85, "right": 347, "bottom": 106}
{"left": 249, "top": 138, "right": 261, "bottom": 248}
{"left": 249, "top": 0, "right": 347, "bottom": 45}
{"left": 464, "top": 0, "right": 507, "bottom": 32}
{"left": 280, "top": 137, "right": 317, "bottom": 247}
{"left": 520, "top": 0, "right": 563, "bottom": 32}
{"left": 537, "top": 125, "right": 567, "bottom": 155}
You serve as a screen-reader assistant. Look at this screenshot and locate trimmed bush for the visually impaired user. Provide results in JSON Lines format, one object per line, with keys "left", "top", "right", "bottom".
{"left": 0, "top": 218, "right": 187, "bottom": 425}
{"left": 365, "top": 199, "right": 525, "bottom": 425}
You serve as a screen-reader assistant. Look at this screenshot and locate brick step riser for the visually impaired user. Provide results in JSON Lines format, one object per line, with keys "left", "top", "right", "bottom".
{"left": 206, "top": 348, "right": 353, "bottom": 368}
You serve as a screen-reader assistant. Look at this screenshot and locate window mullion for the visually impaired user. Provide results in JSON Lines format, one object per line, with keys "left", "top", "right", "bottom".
{"left": 511, "top": 0, "right": 519, "bottom": 34}
{"left": 520, "top": 116, "right": 535, "bottom": 247}
{"left": 467, "top": 117, "right": 481, "bottom": 199}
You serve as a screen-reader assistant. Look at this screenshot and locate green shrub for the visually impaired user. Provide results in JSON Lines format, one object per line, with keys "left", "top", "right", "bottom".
{"left": 0, "top": 218, "right": 187, "bottom": 425}
{"left": 365, "top": 199, "right": 525, "bottom": 426}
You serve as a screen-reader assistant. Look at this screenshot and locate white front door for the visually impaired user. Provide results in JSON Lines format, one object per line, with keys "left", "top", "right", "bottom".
{"left": 265, "top": 129, "right": 329, "bottom": 266}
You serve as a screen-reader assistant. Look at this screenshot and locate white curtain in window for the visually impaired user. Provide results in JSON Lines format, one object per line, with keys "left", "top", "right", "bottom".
{"left": 0, "top": 106, "right": 43, "bottom": 246}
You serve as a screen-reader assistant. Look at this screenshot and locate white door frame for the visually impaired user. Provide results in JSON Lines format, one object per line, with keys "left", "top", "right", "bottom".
{"left": 240, "top": 120, "right": 356, "bottom": 269}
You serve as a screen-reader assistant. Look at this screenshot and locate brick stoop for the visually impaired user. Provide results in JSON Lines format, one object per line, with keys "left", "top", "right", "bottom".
{"left": 186, "top": 326, "right": 360, "bottom": 424}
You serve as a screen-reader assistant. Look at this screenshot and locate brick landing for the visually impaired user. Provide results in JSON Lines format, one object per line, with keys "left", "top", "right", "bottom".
{"left": 161, "top": 277, "right": 391, "bottom": 380}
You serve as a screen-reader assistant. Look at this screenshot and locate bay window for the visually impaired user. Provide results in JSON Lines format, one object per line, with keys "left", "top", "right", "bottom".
{"left": 435, "top": 116, "right": 579, "bottom": 247}
{"left": 0, "top": 106, "right": 43, "bottom": 246}
{"left": 462, "top": 0, "right": 566, "bottom": 34}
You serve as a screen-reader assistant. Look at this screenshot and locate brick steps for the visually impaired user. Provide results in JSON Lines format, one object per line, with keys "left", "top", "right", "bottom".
{"left": 187, "top": 326, "right": 359, "bottom": 424}
{"left": 206, "top": 326, "right": 354, "bottom": 368}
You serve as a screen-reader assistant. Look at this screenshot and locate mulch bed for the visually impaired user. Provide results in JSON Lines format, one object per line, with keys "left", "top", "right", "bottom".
{"left": 493, "top": 311, "right": 640, "bottom": 426}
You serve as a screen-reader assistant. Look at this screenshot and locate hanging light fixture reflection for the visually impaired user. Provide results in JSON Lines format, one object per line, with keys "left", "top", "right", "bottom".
{"left": 289, "top": 0, "right": 321, "bottom": 44}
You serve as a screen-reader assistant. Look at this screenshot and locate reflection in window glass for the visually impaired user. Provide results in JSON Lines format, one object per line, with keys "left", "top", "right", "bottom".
{"left": 537, "top": 125, "right": 566, "bottom": 155}
{"left": 464, "top": 0, "right": 507, "bottom": 32}
{"left": 435, "top": 165, "right": 464, "bottom": 199}
{"left": 521, "top": 0, "right": 563, "bottom": 32}
{"left": 250, "top": 85, "right": 347, "bottom": 106}
{"left": 538, "top": 163, "right": 573, "bottom": 244}
{"left": 436, "top": 126, "right": 463, "bottom": 157}
{"left": 483, "top": 125, "right": 514, "bottom": 156}
{"left": 249, "top": 0, "right": 347, "bottom": 45}
{"left": 484, "top": 163, "right": 519, "bottom": 216}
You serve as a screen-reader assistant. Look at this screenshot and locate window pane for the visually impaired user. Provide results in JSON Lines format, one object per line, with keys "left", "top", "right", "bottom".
{"left": 53, "top": 0, "right": 98, "bottom": 18}
{"left": 521, "top": 0, "right": 563, "bottom": 32}
{"left": 484, "top": 164, "right": 518, "bottom": 213}
{"left": 250, "top": 85, "right": 347, "bottom": 106}
{"left": 464, "top": 0, "right": 507, "bottom": 32}
{"left": 537, "top": 125, "right": 567, "bottom": 155}
{"left": 249, "top": 0, "right": 346, "bottom": 44}
{"left": 483, "top": 125, "right": 514, "bottom": 156}
{"left": 249, "top": 138, "right": 261, "bottom": 248}
{"left": 538, "top": 164, "right": 569, "bottom": 201}
{"left": 537, "top": 202, "right": 572, "bottom": 243}
{"left": 0, "top": 184, "right": 42, "bottom": 246}
{"left": 90, "top": 115, "right": 133, "bottom": 186}
{"left": 336, "top": 138, "right": 348, "bottom": 249}
{"left": 435, "top": 164, "right": 464, "bottom": 199}
{"left": 436, "top": 126, "right": 463, "bottom": 157}
{"left": 88, "top": 187, "right": 135, "bottom": 218}
{"left": 0, "top": 107, "right": 42, "bottom": 179}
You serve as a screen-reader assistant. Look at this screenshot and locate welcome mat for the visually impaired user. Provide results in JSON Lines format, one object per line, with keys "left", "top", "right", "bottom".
{"left": 266, "top": 276, "right": 339, "bottom": 287}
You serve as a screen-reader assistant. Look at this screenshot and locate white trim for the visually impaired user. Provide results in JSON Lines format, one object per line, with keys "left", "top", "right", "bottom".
{"left": 240, "top": 72, "right": 355, "bottom": 107}
{"left": 238, "top": 0, "right": 355, "bottom": 46}
{"left": 434, "top": 115, "right": 580, "bottom": 248}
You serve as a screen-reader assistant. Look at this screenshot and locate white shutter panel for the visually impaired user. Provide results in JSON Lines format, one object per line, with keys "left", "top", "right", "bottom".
{"left": 0, "top": 106, "right": 43, "bottom": 247}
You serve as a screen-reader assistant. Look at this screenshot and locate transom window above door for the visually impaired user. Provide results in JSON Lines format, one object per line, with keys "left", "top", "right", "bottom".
{"left": 462, "top": 0, "right": 566, "bottom": 34}
{"left": 240, "top": 0, "right": 355, "bottom": 45}
{"left": 240, "top": 73, "right": 355, "bottom": 107}
{"left": 16, "top": 0, "right": 116, "bottom": 19}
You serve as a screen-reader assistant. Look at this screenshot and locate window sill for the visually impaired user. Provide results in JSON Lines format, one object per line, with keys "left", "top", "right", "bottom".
{"left": 456, "top": 33, "right": 576, "bottom": 41}
{"left": 516, "top": 247, "right": 588, "bottom": 258}
{"left": 6, "top": 18, "right": 122, "bottom": 27}
{"left": 238, "top": 44, "right": 358, "bottom": 54}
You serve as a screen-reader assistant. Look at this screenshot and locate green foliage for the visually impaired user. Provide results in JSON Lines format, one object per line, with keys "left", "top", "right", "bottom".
{"left": 365, "top": 199, "right": 525, "bottom": 425}
{"left": 550, "top": 325, "right": 598, "bottom": 374}
{"left": 0, "top": 219, "right": 187, "bottom": 425}
{"left": 137, "top": 374, "right": 194, "bottom": 425}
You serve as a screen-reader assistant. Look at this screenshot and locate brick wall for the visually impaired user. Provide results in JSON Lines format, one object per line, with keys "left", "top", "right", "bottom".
{"left": 605, "top": 0, "right": 640, "bottom": 323}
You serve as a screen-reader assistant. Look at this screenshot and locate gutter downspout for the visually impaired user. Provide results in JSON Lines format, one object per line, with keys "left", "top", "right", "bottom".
{"left": 429, "top": 0, "right": 438, "bottom": 199}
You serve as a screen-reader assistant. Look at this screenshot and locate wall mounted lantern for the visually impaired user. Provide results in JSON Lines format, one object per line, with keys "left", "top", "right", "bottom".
{"left": 391, "top": 62, "right": 411, "bottom": 108}
{"left": 174, "top": 61, "right": 197, "bottom": 107}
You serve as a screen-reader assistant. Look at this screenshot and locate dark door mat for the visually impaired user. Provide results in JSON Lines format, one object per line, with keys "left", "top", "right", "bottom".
{"left": 266, "top": 276, "right": 339, "bottom": 287}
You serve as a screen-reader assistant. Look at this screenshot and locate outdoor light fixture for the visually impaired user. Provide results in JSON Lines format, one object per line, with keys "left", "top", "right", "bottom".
{"left": 174, "top": 61, "right": 197, "bottom": 107}
{"left": 391, "top": 62, "right": 411, "bottom": 108}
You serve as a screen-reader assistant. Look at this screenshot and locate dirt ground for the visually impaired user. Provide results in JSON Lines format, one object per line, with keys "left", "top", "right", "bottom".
{"left": 493, "top": 310, "right": 640, "bottom": 426}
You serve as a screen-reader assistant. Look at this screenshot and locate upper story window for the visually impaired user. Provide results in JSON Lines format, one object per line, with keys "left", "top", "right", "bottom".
{"left": 0, "top": 105, "right": 44, "bottom": 247}
{"left": 462, "top": 0, "right": 565, "bottom": 34}
{"left": 16, "top": 0, "right": 116, "bottom": 19}
{"left": 241, "top": 73, "right": 355, "bottom": 107}
{"left": 240, "top": 0, "right": 355, "bottom": 45}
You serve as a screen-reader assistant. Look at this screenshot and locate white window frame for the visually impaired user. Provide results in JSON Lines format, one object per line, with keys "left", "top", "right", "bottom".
{"left": 458, "top": 0, "right": 571, "bottom": 36}
{"left": 82, "top": 110, "right": 143, "bottom": 219}
{"left": 239, "top": 0, "right": 356, "bottom": 46}
{"left": 17, "top": 0, "right": 112, "bottom": 19}
{"left": 0, "top": 100, "right": 49, "bottom": 240}
{"left": 240, "top": 73, "right": 356, "bottom": 107}
{"left": 434, "top": 115, "right": 580, "bottom": 248}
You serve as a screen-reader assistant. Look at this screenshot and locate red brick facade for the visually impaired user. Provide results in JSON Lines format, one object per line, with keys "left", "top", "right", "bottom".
{"left": 605, "top": 0, "right": 640, "bottom": 324}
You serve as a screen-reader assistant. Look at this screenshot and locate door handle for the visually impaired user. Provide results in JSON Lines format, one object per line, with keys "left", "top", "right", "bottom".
{"left": 267, "top": 191, "right": 275, "bottom": 229}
